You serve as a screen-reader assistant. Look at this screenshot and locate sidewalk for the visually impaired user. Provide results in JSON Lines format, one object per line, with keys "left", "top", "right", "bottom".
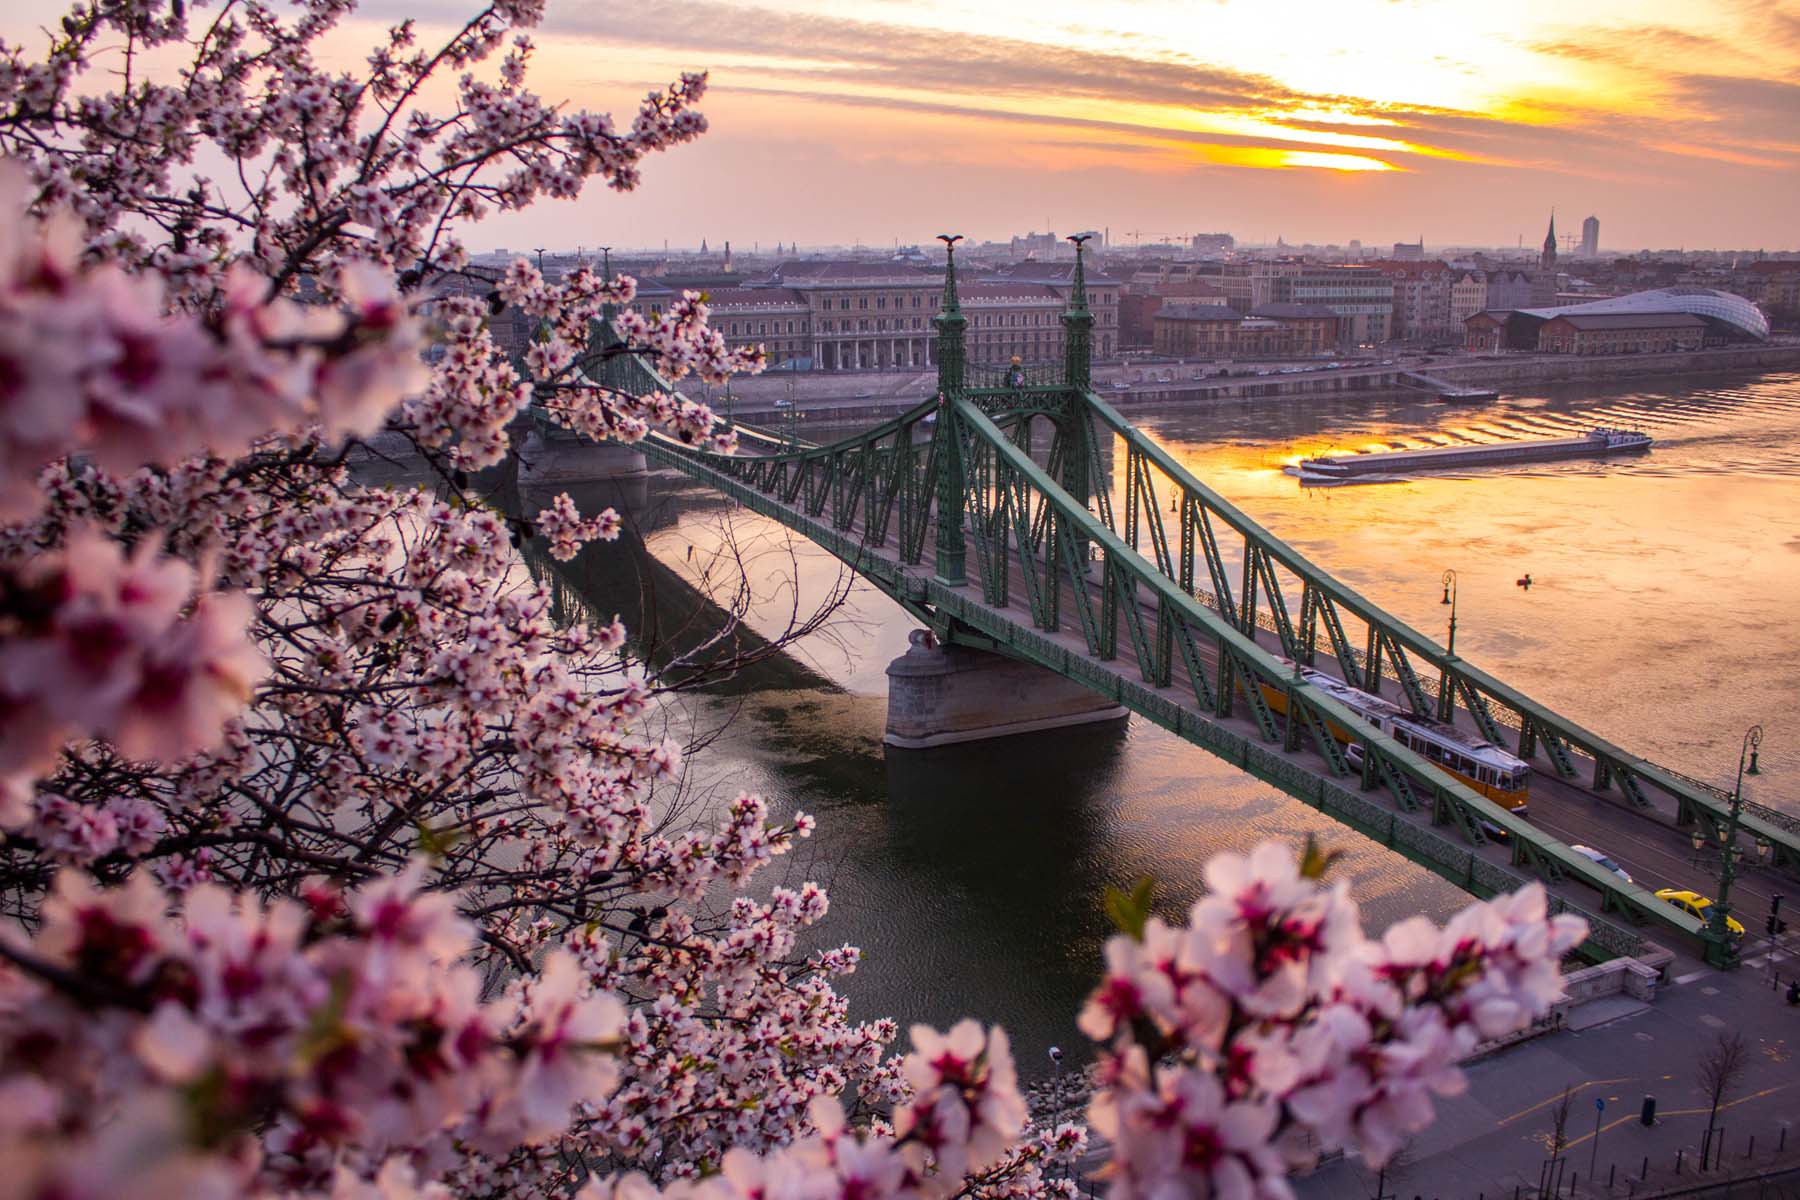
{"left": 1296, "top": 962, "right": 1800, "bottom": 1200}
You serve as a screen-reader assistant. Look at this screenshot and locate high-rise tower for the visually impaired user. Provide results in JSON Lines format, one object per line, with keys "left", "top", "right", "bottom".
{"left": 1581, "top": 215, "right": 1599, "bottom": 258}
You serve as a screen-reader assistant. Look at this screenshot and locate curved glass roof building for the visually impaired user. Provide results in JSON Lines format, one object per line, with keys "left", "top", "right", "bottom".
{"left": 1521, "top": 287, "right": 1769, "bottom": 341}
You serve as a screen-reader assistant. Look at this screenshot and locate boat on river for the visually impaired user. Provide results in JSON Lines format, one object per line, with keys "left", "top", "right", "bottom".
{"left": 1288, "top": 427, "right": 1651, "bottom": 483}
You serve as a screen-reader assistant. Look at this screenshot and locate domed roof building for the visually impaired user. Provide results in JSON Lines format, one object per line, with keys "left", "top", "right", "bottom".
{"left": 1520, "top": 287, "right": 1770, "bottom": 341}
{"left": 1466, "top": 286, "right": 1770, "bottom": 353}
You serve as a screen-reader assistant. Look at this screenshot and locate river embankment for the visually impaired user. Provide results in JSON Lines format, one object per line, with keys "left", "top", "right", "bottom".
{"left": 691, "top": 342, "right": 1800, "bottom": 424}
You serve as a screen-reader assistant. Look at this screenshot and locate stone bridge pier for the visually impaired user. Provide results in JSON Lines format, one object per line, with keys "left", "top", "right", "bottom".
{"left": 884, "top": 629, "right": 1127, "bottom": 748}
{"left": 516, "top": 429, "right": 648, "bottom": 488}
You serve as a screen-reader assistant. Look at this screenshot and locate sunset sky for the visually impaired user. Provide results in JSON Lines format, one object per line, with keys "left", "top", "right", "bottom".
{"left": 8, "top": 0, "right": 1800, "bottom": 252}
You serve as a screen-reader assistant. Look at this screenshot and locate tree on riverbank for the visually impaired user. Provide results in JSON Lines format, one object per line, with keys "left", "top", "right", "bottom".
{"left": 0, "top": 4, "right": 1585, "bottom": 1198}
{"left": 1698, "top": 1031, "right": 1749, "bottom": 1165}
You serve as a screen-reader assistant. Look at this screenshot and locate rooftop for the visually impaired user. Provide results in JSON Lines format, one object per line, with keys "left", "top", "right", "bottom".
{"left": 958, "top": 283, "right": 1065, "bottom": 301}
{"left": 768, "top": 260, "right": 934, "bottom": 284}
{"left": 1155, "top": 303, "right": 1242, "bottom": 322}
{"left": 994, "top": 261, "right": 1121, "bottom": 286}
{"left": 699, "top": 286, "right": 807, "bottom": 308}
{"left": 1250, "top": 302, "right": 1340, "bottom": 320}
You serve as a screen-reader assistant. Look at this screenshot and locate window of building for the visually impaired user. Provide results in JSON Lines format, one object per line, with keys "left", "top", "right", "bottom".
{"left": 877, "top": 296, "right": 886, "bottom": 309}
{"left": 859, "top": 297, "right": 869, "bottom": 309}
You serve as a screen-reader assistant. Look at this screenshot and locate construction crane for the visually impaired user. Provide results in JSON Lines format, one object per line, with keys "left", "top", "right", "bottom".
{"left": 1123, "top": 230, "right": 1185, "bottom": 248}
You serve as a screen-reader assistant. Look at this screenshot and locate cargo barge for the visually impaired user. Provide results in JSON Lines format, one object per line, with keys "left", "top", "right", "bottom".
{"left": 1290, "top": 427, "right": 1652, "bottom": 482}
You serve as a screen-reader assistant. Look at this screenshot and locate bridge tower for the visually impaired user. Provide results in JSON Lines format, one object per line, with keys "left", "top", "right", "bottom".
{"left": 1059, "top": 234, "right": 1096, "bottom": 567}
{"left": 931, "top": 235, "right": 968, "bottom": 586}
{"left": 1062, "top": 234, "right": 1093, "bottom": 389}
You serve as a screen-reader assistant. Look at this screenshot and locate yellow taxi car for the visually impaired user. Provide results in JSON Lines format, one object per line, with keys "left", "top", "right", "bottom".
{"left": 1654, "top": 888, "right": 1746, "bottom": 936}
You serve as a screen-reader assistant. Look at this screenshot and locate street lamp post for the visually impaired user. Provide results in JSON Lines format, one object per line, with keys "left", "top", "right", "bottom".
{"left": 1437, "top": 569, "right": 1458, "bottom": 721}
{"left": 1703, "top": 725, "right": 1763, "bottom": 968}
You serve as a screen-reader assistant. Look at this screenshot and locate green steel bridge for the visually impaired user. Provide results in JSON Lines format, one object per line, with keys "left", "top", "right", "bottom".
{"left": 583, "top": 237, "right": 1797, "bottom": 969}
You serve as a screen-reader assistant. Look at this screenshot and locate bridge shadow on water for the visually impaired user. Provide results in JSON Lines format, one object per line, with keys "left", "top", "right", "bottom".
{"left": 865, "top": 723, "right": 1144, "bottom": 1071}
{"left": 523, "top": 476, "right": 843, "bottom": 698}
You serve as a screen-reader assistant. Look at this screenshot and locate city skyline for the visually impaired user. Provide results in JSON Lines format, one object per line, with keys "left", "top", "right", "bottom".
{"left": 401, "top": 0, "right": 1797, "bottom": 252}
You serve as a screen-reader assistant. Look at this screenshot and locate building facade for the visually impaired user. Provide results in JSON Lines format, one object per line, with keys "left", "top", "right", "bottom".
{"left": 1536, "top": 313, "right": 1706, "bottom": 354}
{"left": 1153, "top": 305, "right": 1240, "bottom": 357}
{"left": 1463, "top": 287, "right": 1765, "bottom": 353}
{"left": 1449, "top": 270, "right": 1489, "bottom": 327}
{"left": 666, "top": 260, "right": 1122, "bottom": 372}
{"left": 1119, "top": 281, "right": 1231, "bottom": 349}
{"left": 1462, "top": 311, "right": 1510, "bottom": 354}
{"left": 1484, "top": 269, "right": 1535, "bottom": 311}
{"left": 1153, "top": 302, "right": 1338, "bottom": 358}
{"left": 1272, "top": 266, "right": 1393, "bottom": 346}
{"left": 697, "top": 287, "right": 814, "bottom": 369}
{"left": 1373, "top": 261, "right": 1454, "bottom": 341}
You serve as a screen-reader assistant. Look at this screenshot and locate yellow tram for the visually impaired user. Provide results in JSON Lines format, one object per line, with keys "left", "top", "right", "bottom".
{"left": 1255, "top": 662, "right": 1530, "bottom": 813}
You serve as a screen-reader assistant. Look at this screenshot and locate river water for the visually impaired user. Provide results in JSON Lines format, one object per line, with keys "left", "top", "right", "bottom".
{"left": 564, "top": 369, "right": 1800, "bottom": 1078}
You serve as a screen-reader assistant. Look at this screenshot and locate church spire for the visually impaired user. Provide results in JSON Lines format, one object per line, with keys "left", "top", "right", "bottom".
{"left": 1541, "top": 211, "right": 1557, "bottom": 271}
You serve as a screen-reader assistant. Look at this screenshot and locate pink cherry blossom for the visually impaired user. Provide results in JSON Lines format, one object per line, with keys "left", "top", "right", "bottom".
{"left": 0, "top": 5, "right": 1594, "bottom": 1198}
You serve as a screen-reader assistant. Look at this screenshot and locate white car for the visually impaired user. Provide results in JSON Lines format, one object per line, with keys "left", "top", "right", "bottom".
{"left": 1570, "top": 844, "right": 1632, "bottom": 884}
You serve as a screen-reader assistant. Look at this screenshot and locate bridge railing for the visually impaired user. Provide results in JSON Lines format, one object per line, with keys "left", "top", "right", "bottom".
{"left": 1082, "top": 390, "right": 1800, "bottom": 880}
{"left": 1187, "top": 584, "right": 1532, "bottom": 735}
{"left": 969, "top": 361, "right": 1064, "bottom": 389}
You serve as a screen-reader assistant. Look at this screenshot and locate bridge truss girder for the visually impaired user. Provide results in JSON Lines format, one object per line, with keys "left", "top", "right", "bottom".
{"left": 641, "top": 387, "right": 1713, "bottom": 964}
{"left": 1080, "top": 392, "right": 1800, "bottom": 883}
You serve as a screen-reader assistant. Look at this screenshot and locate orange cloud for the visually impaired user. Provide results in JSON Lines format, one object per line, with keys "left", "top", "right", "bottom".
{"left": 1189, "top": 145, "right": 1397, "bottom": 172}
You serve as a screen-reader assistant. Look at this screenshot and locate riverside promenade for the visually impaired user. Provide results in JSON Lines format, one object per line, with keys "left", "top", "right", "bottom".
{"left": 1295, "top": 945, "right": 1800, "bottom": 1200}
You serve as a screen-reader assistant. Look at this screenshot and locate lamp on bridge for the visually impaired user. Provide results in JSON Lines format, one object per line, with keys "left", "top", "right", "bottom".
{"left": 1437, "top": 569, "right": 1458, "bottom": 721}
{"left": 1702, "top": 724, "right": 1765, "bottom": 968}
